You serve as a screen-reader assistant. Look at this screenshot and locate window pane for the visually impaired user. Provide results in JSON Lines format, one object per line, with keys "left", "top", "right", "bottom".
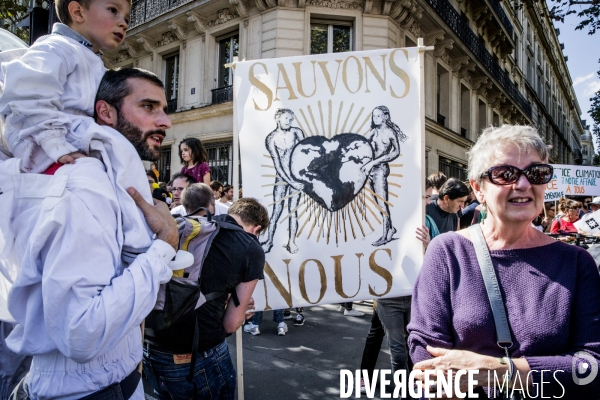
{"left": 218, "top": 35, "right": 239, "bottom": 88}
{"left": 332, "top": 25, "right": 351, "bottom": 53}
{"left": 310, "top": 24, "right": 328, "bottom": 55}
{"left": 165, "top": 55, "right": 179, "bottom": 100}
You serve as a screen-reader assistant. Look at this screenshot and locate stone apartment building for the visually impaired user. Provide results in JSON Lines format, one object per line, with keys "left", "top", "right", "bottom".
{"left": 102, "top": 0, "right": 586, "bottom": 184}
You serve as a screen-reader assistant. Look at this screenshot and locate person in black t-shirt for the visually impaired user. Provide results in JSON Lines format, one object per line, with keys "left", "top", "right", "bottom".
{"left": 143, "top": 185, "right": 268, "bottom": 400}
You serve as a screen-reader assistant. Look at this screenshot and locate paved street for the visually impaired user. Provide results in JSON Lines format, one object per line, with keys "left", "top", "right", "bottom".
{"left": 144, "top": 301, "right": 393, "bottom": 399}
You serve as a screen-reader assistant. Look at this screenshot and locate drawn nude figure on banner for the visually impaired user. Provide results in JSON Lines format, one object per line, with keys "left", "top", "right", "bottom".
{"left": 361, "top": 106, "right": 407, "bottom": 246}
{"left": 262, "top": 108, "right": 305, "bottom": 254}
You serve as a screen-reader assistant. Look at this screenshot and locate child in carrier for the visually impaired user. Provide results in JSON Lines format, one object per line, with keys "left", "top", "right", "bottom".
{"left": 0, "top": 0, "right": 157, "bottom": 253}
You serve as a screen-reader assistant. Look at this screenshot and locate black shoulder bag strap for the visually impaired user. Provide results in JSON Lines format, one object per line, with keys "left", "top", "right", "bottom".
{"left": 469, "top": 224, "right": 515, "bottom": 384}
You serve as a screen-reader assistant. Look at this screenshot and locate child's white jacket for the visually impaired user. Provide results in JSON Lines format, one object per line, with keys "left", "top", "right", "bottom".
{"left": 0, "top": 23, "right": 156, "bottom": 253}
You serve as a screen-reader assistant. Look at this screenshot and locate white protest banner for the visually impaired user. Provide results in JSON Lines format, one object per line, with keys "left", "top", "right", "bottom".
{"left": 545, "top": 164, "right": 600, "bottom": 202}
{"left": 234, "top": 48, "right": 424, "bottom": 311}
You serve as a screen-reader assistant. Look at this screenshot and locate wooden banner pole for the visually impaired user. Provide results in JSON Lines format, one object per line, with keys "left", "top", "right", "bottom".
{"left": 228, "top": 56, "right": 245, "bottom": 400}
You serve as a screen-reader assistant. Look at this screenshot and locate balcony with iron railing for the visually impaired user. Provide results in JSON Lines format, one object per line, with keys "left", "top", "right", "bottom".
{"left": 211, "top": 86, "right": 233, "bottom": 104}
{"left": 424, "top": 0, "right": 531, "bottom": 118}
{"left": 130, "top": 0, "right": 195, "bottom": 29}
{"left": 488, "top": 0, "right": 513, "bottom": 38}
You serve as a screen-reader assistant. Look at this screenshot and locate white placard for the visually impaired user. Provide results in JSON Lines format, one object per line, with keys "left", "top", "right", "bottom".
{"left": 574, "top": 209, "right": 600, "bottom": 234}
{"left": 545, "top": 164, "right": 600, "bottom": 202}
{"left": 234, "top": 48, "right": 424, "bottom": 311}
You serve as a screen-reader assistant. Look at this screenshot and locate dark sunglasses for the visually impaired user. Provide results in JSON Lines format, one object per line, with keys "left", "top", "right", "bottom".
{"left": 481, "top": 164, "right": 553, "bottom": 185}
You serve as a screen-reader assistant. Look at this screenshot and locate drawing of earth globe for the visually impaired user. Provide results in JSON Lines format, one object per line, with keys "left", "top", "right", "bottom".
{"left": 290, "top": 133, "right": 374, "bottom": 212}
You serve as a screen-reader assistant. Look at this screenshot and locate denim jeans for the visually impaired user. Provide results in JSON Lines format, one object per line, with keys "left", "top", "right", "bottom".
{"left": 143, "top": 340, "right": 235, "bottom": 400}
{"left": 251, "top": 309, "right": 284, "bottom": 325}
{"left": 376, "top": 296, "right": 412, "bottom": 375}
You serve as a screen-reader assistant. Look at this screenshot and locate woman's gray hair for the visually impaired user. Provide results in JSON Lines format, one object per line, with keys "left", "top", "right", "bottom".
{"left": 467, "top": 125, "right": 549, "bottom": 183}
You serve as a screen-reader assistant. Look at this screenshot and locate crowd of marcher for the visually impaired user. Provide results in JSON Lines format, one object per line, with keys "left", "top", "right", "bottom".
{"left": 0, "top": 1, "right": 599, "bottom": 399}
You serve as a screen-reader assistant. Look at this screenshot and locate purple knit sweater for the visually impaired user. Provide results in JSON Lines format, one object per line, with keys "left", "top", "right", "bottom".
{"left": 408, "top": 232, "right": 600, "bottom": 397}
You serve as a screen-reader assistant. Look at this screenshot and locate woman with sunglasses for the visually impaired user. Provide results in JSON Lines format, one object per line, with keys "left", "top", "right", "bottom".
{"left": 408, "top": 125, "right": 600, "bottom": 398}
{"left": 549, "top": 199, "right": 581, "bottom": 234}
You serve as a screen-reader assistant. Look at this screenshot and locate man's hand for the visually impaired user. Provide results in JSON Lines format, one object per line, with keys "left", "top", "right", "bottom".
{"left": 127, "top": 187, "right": 179, "bottom": 250}
{"left": 245, "top": 297, "right": 256, "bottom": 320}
{"left": 58, "top": 151, "right": 87, "bottom": 164}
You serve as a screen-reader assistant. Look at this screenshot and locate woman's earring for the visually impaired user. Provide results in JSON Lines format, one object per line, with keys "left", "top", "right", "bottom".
{"left": 481, "top": 202, "right": 487, "bottom": 225}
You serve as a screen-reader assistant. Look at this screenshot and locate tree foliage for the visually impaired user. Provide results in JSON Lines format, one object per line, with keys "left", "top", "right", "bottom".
{"left": 0, "top": 0, "right": 29, "bottom": 42}
{"left": 546, "top": 0, "right": 600, "bottom": 35}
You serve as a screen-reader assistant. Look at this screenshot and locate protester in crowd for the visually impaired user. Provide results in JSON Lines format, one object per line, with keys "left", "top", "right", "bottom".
{"left": 208, "top": 181, "right": 229, "bottom": 216}
{"left": 283, "top": 307, "right": 305, "bottom": 326}
{"left": 409, "top": 125, "right": 600, "bottom": 398}
{"left": 5, "top": 68, "right": 178, "bottom": 398}
{"left": 219, "top": 184, "right": 234, "bottom": 207}
{"left": 147, "top": 170, "right": 159, "bottom": 191}
{"left": 150, "top": 162, "right": 160, "bottom": 182}
{"left": 144, "top": 187, "right": 266, "bottom": 399}
{"left": 459, "top": 186, "right": 479, "bottom": 229}
{"left": 358, "top": 178, "right": 439, "bottom": 393}
{"left": 339, "top": 302, "right": 364, "bottom": 317}
{"left": 425, "top": 178, "right": 470, "bottom": 234}
{"left": 550, "top": 199, "right": 581, "bottom": 234}
{"left": 169, "top": 172, "right": 196, "bottom": 215}
{"left": 540, "top": 202, "right": 556, "bottom": 232}
{"left": 245, "top": 309, "right": 288, "bottom": 336}
{"left": 427, "top": 171, "right": 447, "bottom": 202}
{"left": 589, "top": 197, "right": 600, "bottom": 213}
{"left": 210, "top": 180, "right": 223, "bottom": 199}
{"left": 180, "top": 137, "right": 211, "bottom": 184}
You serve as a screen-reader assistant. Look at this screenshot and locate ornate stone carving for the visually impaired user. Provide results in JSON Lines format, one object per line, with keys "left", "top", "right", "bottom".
{"left": 500, "top": 104, "right": 515, "bottom": 117}
{"left": 451, "top": 56, "right": 470, "bottom": 72}
{"left": 364, "top": 0, "right": 373, "bottom": 14}
{"left": 433, "top": 39, "right": 453, "bottom": 59}
{"left": 136, "top": 36, "right": 155, "bottom": 53}
{"left": 307, "top": 0, "right": 362, "bottom": 9}
{"left": 472, "top": 77, "right": 492, "bottom": 96}
{"left": 408, "top": 21, "right": 421, "bottom": 37}
{"left": 155, "top": 31, "right": 177, "bottom": 47}
{"left": 186, "top": 12, "right": 207, "bottom": 34}
{"left": 265, "top": 0, "right": 277, "bottom": 7}
{"left": 244, "top": 20, "right": 249, "bottom": 28}
{"left": 122, "top": 42, "right": 139, "bottom": 58}
{"left": 167, "top": 20, "right": 187, "bottom": 41}
{"left": 115, "top": 50, "right": 131, "bottom": 63}
{"left": 230, "top": 0, "right": 250, "bottom": 18}
{"left": 297, "top": 0, "right": 307, "bottom": 7}
{"left": 207, "top": 8, "right": 239, "bottom": 27}
{"left": 381, "top": 0, "right": 393, "bottom": 15}
{"left": 424, "top": 30, "right": 445, "bottom": 47}
{"left": 458, "top": 62, "right": 475, "bottom": 80}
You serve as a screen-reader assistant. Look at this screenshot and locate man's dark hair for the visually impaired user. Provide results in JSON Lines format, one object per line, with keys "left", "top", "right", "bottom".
{"left": 182, "top": 184, "right": 215, "bottom": 215}
{"left": 221, "top": 184, "right": 233, "bottom": 198}
{"left": 56, "top": 0, "right": 132, "bottom": 28}
{"left": 228, "top": 198, "right": 270, "bottom": 235}
{"left": 94, "top": 68, "right": 164, "bottom": 119}
{"left": 426, "top": 178, "right": 433, "bottom": 190}
{"left": 171, "top": 172, "right": 197, "bottom": 185}
{"left": 438, "top": 178, "right": 470, "bottom": 200}
{"left": 210, "top": 181, "right": 223, "bottom": 192}
{"left": 427, "top": 171, "right": 448, "bottom": 190}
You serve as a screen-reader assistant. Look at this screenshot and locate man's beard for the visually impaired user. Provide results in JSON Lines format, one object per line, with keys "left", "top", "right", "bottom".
{"left": 115, "top": 113, "right": 164, "bottom": 162}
